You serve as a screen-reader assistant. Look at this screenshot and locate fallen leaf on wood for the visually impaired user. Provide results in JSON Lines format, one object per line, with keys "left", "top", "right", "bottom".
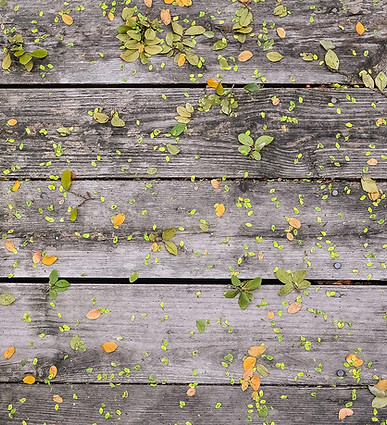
{"left": 241, "top": 380, "right": 249, "bottom": 391}
{"left": 102, "top": 342, "right": 118, "bottom": 353}
{"left": 288, "top": 217, "right": 301, "bottom": 229}
{"left": 186, "top": 387, "right": 196, "bottom": 396}
{"left": 288, "top": 301, "right": 301, "bottom": 314}
{"left": 53, "top": 394, "right": 63, "bottom": 403}
{"left": 356, "top": 22, "right": 365, "bottom": 35}
{"left": 243, "top": 368, "right": 254, "bottom": 380}
{"left": 248, "top": 345, "right": 266, "bottom": 357}
{"left": 113, "top": 213, "right": 125, "bottom": 226}
{"left": 11, "top": 181, "right": 20, "bottom": 192}
{"left": 243, "top": 356, "right": 257, "bottom": 371}
{"left": 144, "top": 0, "right": 152, "bottom": 7}
{"left": 367, "top": 158, "right": 378, "bottom": 166}
{"left": 86, "top": 309, "right": 101, "bottom": 320}
{"left": 276, "top": 27, "right": 286, "bottom": 38}
{"left": 267, "top": 311, "right": 275, "bottom": 319}
{"left": 215, "top": 203, "right": 225, "bottom": 217}
{"left": 4, "top": 347, "right": 15, "bottom": 359}
{"left": 338, "top": 408, "right": 353, "bottom": 420}
{"left": 42, "top": 256, "right": 57, "bottom": 266}
{"left": 375, "top": 379, "right": 387, "bottom": 392}
{"left": 33, "top": 252, "right": 42, "bottom": 264}
{"left": 250, "top": 375, "right": 260, "bottom": 391}
{"left": 23, "top": 375, "right": 36, "bottom": 384}
{"left": 62, "top": 14, "right": 73, "bottom": 25}
{"left": 160, "top": 9, "right": 171, "bottom": 25}
{"left": 5, "top": 241, "right": 15, "bottom": 252}
{"left": 49, "top": 365, "right": 58, "bottom": 378}
{"left": 207, "top": 78, "right": 219, "bottom": 88}
{"left": 211, "top": 179, "right": 220, "bottom": 189}
{"left": 7, "top": 119, "right": 17, "bottom": 126}
{"left": 238, "top": 50, "right": 253, "bottom": 62}
{"left": 346, "top": 354, "right": 363, "bottom": 367}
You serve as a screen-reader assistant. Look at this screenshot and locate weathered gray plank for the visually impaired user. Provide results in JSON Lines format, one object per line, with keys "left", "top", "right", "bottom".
{"left": 1, "top": 0, "right": 386, "bottom": 85}
{"left": 0, "top": 284, "right": 386, "bottom": 385}
{"left": 0, "top": 384, "right": 378, "bottom": 425}
{"left": 1, "top": 88, "right": 387, "bottom": 179}
{"left": 1, "top": 179, "right": 387, "bottom": 280}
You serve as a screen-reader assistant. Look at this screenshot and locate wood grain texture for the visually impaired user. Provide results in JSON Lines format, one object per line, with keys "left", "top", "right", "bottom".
{"left": 1, "top": 179, "right": 387, "bottom": 280}
{"left": 1, "top": 88, "right": 387, "bottom": 180}
{"left": 0, "top": 383, "right": 378, "bottom": 425}
{"left": 0, "top": 284, "right": 386, "bottom": 385}
{"left": 0, "top": 0, "right": 386, "bottom": 85}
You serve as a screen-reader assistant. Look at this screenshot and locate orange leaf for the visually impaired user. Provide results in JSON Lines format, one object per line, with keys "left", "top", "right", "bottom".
{"left": 288, "top": 301, "right": 302, "bottom": 314}
{"left": 211, "top": 179, "right": 220, "bottom": 189}
{"left": 272, "top": 96, "right": 280, "bottom": 106}
{"left": 62, "top": 14, "right": 73, "bottom": 25}
{"left": 375, "top": 379, "right": 387, "bottom": 392}
{"left": 151, "top": 242, "right": 159, "bottom": 252}
{"left": 243, "top": 368, "right": 254, "bottom": 381}
{"left": 286, "top": 232, "right": 294, "bottom": 241}
{"left": 164, "top": 0, "right": 174, "bottom": 3}
{"left": 248, "top": 345, "right": 266, "bottom": 357}
{"left": 251, "top": 390, "right": 259, "bottom": 401}
{"left": 241, "top": 380, "right": 249, "bottom": 391}
{"left": 5, "top": 241, "right": 15, "bottom": 252}
{"left": 277, "top": 27, "right": 286, "bottom": 39}
{"left": 23, "top": 375, "right": 36, "bottom": 385}
{"left": 107, "top": 12, "right": 114, "bottom": 21}
{"left": 346, "top": 354, "right": 363, "bottom": 367}
{"left": 356, "top": 22, "right": 365, "bottom": 35}
{"left": 243, "top": 356, "right": 257, "bottom": 371}
{"left": 368, "top": 192, "right": 379, "bottom": 201}
{"left": 144, "top": 0, "right": 152, "bottom": 6}
{"left": 42, "top": 256, "right": 57, "bottom": 266}
{"left": 215, "top": 203, "right": 225, "bottom": 217}
{"left": 53, "top": 394, "right": 63, "bottom": 403}
{"left": 178, "top": 55, "right": 186, "bottom": 66}
{"left": 288, "top": 217, "right": 301, "bottom": 229}
{"left": 338, "top": 408, "right": 354, "bottom": 420}
{"left": 238, "top": 50, "right": 253, "bottom": 62}
{"left": 181, "top": 0, "right": 192, "bottom": 5}
{"left": 12, "top": 181, "right": 21, "bottom": 192}
{"left": 267, "top": 311, "right": 275, "bottom": 320}
{"left": 250, "top": 375, "right": 261, "bottom": 391}
{"left": 207, "top": 78, "right": 218, "bottom": 88}
{"left": 113, "top": 213, "right": 125, "bottom": 227}
{"left": 160, "top": 9, "right": 171, "bottom": 25}
{"left": 49, "top": 365, "right": 58, "bottom": 378}
{"left": 33, "top": 252, "right": 42, "bottom": 264}
{"left": 4, "top": 347, "right": 15, "bottom": 359}
{"left": 367, "top": 158, "right": 378, "bottom": 166}
{"left": 86, "top": 309, "right": 102, "bottom": 320}
{"left": 186, "top": 387, "right": 196, "bottom": 396}
{"left": 102, "top": 342, "right": 118, "bottom": 353}
{"left": 7, "top": 119, "right": 17, "bottom": 126}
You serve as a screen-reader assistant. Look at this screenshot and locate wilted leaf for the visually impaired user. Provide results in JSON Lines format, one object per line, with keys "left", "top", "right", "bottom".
{"left": 238, "top": 50, "right": 253, "bottom": 62}
{"left": 186, "top": 387, "right": 196, "bottom": 396}
{"left": 276, "top": 27, "right": 286, "bottom": 38}
{"left": 243, "top": 357, "right": 257, "bottom": 371}
{"left": 267, "top": 311, "right": 275, "bottom": 319}
{"left": 361, "top": 177, "right": 378, "bottom": 194}
{"left": 319, "top": 39, "right": 335, "bottom": 51}
{"left": 4, "top": 347, "right": 15, "bottom": 359}
{"left": 325, "top": 49, "right": 339, "bottom": 70}
{"left": 0, "top": 293, "right": 16, "bottom": 305}
{"left": 250, "top": 375, "right": 261, "bottom": 391}
{"left": 53, "top": 394, "right": 63, "bottom": 403}
{"left": 241, "top": 380, "right": 249, "bottom": 391}
{"left": 178, "top": 55, "right": 186, "bottom": 66}
{"left": 144, "top": 0, "right": 152, "bottom": 7}
{"left": 346, "top": 354, "right": 363, "bottom": 367}
{"left": 113, "top": 213, "right": 125, "bottom": 227}
{"left": 266, "top": 52, "right": 283, "bottom": 62}
{"left": 102, "top": 342, "right": 118, "bottom": 353}
{"left": 243, "top": 368, "right": 254, "bottom": 380}
{"left": 338, "top": 408, "right": 354, "bottom": 420}
{"left": 86, "top": 309, "right": 101, "bottom": 320}
{"left": 356, "top": 21, "right": 365, "bottom": 35}
{"left": 5, "top": 241, "right": 15, "bottom": 252}
{"left": 7, "top": 118, "right": 17, "bottom": 126}
{"left": 42, "top": 256, "right": 57, "bottom": 266}
{"left": 62, "top": 14, "right": 73, "bottom": 25}
{"left": 215, "top": 203, "right": 225, "bottom": 217}
{"left": 160, "top": 9, "right": 171, "bottom": 25}
{"left": 23, "top": 376, "right": 36, "bottom": 384}
{"left": 49, "top": 365, "right": 58, "bottom": 378}
{"left": 207, "top": 78, "right": 218, "bottom": 88}
{"left": 288, "top": 217, "right": 301, "bottom": 229}
{"left": 248, "top": 345, "right": 266, "bottom": 357}
{"left": 211, "top": 179, "right": 220, "bottom": 189}
{"left": 288, "top": 301, "right": 302, "bottom": 314}
{"left": 61, "top": 169, "right": 72, "bottom": 191}
{"left": 196, "top": 319, "right": 206, "bottom": 334}
{"left": 129, "top": 271, "right": 139, "bottom": 283}
{"left": 375, "top": 380, "right": 387, "bottom": 392}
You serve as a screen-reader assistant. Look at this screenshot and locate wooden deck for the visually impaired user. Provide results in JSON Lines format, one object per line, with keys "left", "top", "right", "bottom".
{"left": 1, "top": 0, "right": 387, "bottom": 424}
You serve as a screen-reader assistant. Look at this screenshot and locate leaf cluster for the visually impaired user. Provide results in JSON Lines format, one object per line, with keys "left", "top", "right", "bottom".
{"left": 359, "top": 69, "right": 386, "bottom": 92}
{"left": 233, "top": 5, "right": 253, "bottom": 43}
{"left": 93, "top": 109, "right": 125, "bottom": 127}
{"left": 149, "top": 227, "right": 178, "bottom": 256}
{"left": 175, "top": 103, "right": 194, "bottom": 124}
{"left": 238, "top": 131, "right": 274, "bottom": 160}
{"left": 198, "top": 90, "right": 239, "bottom": 116}
{"left": 48, "top": 269, "right": 70, "bottom": 299}
{"left": 369, "top": 381, "right": 387, "bottom": 409}
{"left": 224, "top": 276, "right": 262, "bottom": 309}
{"left": 275, "top": 269, "right": 311, "bottom": 296}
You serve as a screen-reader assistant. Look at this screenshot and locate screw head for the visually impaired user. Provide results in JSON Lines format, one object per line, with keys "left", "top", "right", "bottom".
{"left": 334, "top": 262, "right": 342, "bottom": 269}
{"left": 334, "top": 291, "right": 341, "bottom": 298}
{"left": 332, "top": 189, "right": 339, "bottom": 196}
{"left": 337, "top": 369, "right": 345, "bottom": 377}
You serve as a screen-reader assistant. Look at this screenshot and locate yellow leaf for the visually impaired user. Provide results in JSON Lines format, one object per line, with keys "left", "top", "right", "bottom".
{"left": 215, "top": 203, "right": 225, "bottom": 217}
{"left": 238, "top": 50, "right": 253, "bottom": 62}
{"left": 113, "top": 213, "right": 125, "bottom": 227}
{"left": 53, "top": 394, "right": 63, "bottom": 403}
{"left": 107, "top": 12, "right": 114, "bottom": 21}
{"left": 86, "top": 309, "right": 102, "bottom": 320}
{"left": 338, "top": 408, "right": 354, "bottom": 420}
{"left": 42, "top": 256, "right": 57, "bottom": 266}
{"left": 288, "top": 217, "right": 301, "bottom": 229}
{"left": 276, "top": 27, "right": 286, "bottom": 39}
{"left": 102, "top": 342, "right": 118, "bottom": 353}
{"left": 33, "top": 252, "right": 42, "bottom": 264}
{"left": 49, "top": 365, "right": 58, "bottom": 378}
{"left": 250, "top": 375, "right": 260, "bottom": 391}
{"left": 7, "top": 119, "right": 17, "bottom": 126}
{"left": 287, "top": 301, "right": 301, "bottom": 314}
{"left": 346, "top": 354, "right": 363, "bottom": 367}
{"left": 243, "top": 357, "right": 257, "bottom": 371}
{"left": 144, "top": 0, "right": 152, "bottom": 6}
{"left": 23, "top": 375, "right": 36, "bottom": 385}
{"left": 207, "top": 78, "right": 218, "bottom": 88}
{"left": 11, "top": 181, "right": 21, "bottom": 192}
{"left": 356, "top": 21, "right": 365, "bottom": 35}
{"left": 164, "top": 0, "right": 174, "bottom": 4}
{"left": 248, "top": 345, "right": 266, "bottom": 357}
{"left": 4, "top": 347, "right": 15, "bottom": 359}
{"left": 216, "top": 81, "right": 224, "bottom": 95}
{"left": 62, "top": 14, "right": 73, "bottom": 25}
{"left": 160, "top": 9, "right": 171, "bottom": 25}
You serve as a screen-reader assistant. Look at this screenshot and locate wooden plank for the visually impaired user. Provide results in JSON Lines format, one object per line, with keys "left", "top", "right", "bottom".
{"left": 0, "top": 383, "right": 379, "bottom": 425}
{"left": 1, "top": 179, "right": 387, "bottom": 280}
{"left": 1, "top": 0, "right": 386, "bottom": 85}
{"left": 0, "top": 284, "right": 386, "bottom": 385}
{"left": 1, "top": 88, "right": 387, "bottom": 179}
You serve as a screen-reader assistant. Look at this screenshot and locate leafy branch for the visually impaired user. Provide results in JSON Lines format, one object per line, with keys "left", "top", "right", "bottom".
{"left": 275, "top": 269, "right": 311, "bottom": 296}
{"left": 224, "top": 276, "right": 262, "bottom": 309}
{"left": 48, "top": 269, "right": 70, "bottom": 299}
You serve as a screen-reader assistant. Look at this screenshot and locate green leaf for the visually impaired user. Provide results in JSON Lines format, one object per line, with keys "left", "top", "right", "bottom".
{"left": 69, "top": 208, "right": 77, "bottom": 222}
{"left": 70, "top": 334, "right": 82, "bottom": 350}
{"left": 319, "top": 39, "right": 336, "bottom": 51}
{"left": 224, "top": 289, "right": 238, "bottom": 298}
{"left": 361, "top": 177, "right": 378, "bottom": 193}
{"left": 166, "top": 143, "right": 180, "bottom": 155}
{"left": 372, "top": 397, "right": 387, "bottom": 409}
{"left": 120, "top": 49, "right": 139, "bottom": 63}
{"left": 275, "top": 269, "right": 292, "bottom": 285}
{"left": 238, "top": 133, "right": 254, "bottom": 146}
{"left": 255, "top": 135, "right": 274, "bottom": 150}
{"left": 258, "top": 405, "right": 269, "bottom": 418}
{"left": 55, "top": 279, "right": 70, "bottom": 289}
{"left": 56, "top": 126, "right": 73, "bottom": 136}
{"left": 170, "top": 123, "right": 186, "bottom": 136}
{"left": 292, "top": 270, "right": 306, "bottom": 284}
{"left": 243, "top": 277, "right": 262, "bottom": 291}
{"left": 61, "top": 169, "right": 72, "bottom": 191}
{"left": 359, "top": 70, "right": 374, "bottom": 89}
{"left": 0, "top": 0, "right": 7, "bottom": 8}
{"left": 93, "top": 112, "right": 109, "bottom": 123}
{"left": 49, "top": 289, "right": 57, "bottom": 300}
{"left": 49, "top": 269, "right": 59, "bottom": 286}
{"left": 278, "top": 283, "right": 294, "bottom": 296}
{"left": 129, "top": 271, "right": 139, "bottom": 283}
{"left": 238, "top": 292, "right": 250, "bottom": 310}
{"left": 231, "top": 275, "right": 242, "bottom": 287}
{"left": 255, "top": 363, "right": 269, "bottom": 378}
{"left": 111, "top": 114, "right": 125, "bottom": 127}
{"left": 203, "top": 30, "right": 214, "bottom": 38}
{"left": 147, "top": 167, "right": 157, "bottom": 175}
{"left": 213, "top": 38, "right": 227, "bottom": 50}
{"left": 266, "top": 51, "right": 283, "bottom": 62}
{"left": 144, "top": 45, "right": 163, "bottom": 55}
{"left": 325, "top": 49, "right": 339, "bottom": 70}
{"left": 19, "top": 53, "right": 32, "bottom": 65}
{"left": 162, "top": 227, "right": 177, "bottom": 241}
{"left": 31, "top": 49, "right": 48, "bottom": 59}
{"left": 297, "top": 280, "right": 311, "bottom": 290}
{"left": 171, "top": 22, "right": 184, "bottom": 36}
{"left": 243, "top": 83, "right": 261, "bottom": 93}
{"left": 196, "top": 319, "right": 206, "bottom": 334}
{"left": 369, "top": 386, "right": 387, "bottom": 398}
{"left": 0, "top": 293, "right": 15, "bottom": 305}
{"left": 185, "top": 25, "right": 206, "bottom": 36}
{"left": 375, "top": 72, "right": 387, "bottom": 92}
{"left": 251, "top": 150, "right": 261, "bottom": 160}
{"left": 2, "top": 53, "right": 11, "bottom": 70}
{"left": 238, "top": 145, "right": 251, "bottom": 156}
{"left": 164, "top": 240, "right": 178, "bottom": 255}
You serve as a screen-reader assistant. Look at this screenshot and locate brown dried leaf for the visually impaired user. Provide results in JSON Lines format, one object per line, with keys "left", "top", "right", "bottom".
{"left": 215, "top": 203, "right": 225, "bottom": 217}
{"left": 49, "top": 365, "right": 58, "bottom": 378}
{"left": 243, "top": 368, "right": 254, "bottom": 381}
{"left": 86, "top": 309, "right": 101, "bottom": 320}
{"left": 144, "top": 0, "right": 152, "bottom": 6}
{"left": 53, "top": 394, "right": 63, "bottom": 403}
{"left": 243, "top": 357, "right": 257, "bottom": 371}
{"left": 277, "top": 27, "right": 286, "bottom": 38}
{"left": 267, "top": 311, "right": 275, "bottom": 319}
{"left": 286, "top": 232, "right": 294, "bottom": 241}
{"left": 211, "top": 179, "right": 220, "bottom": 189}
{"left": 42, "top": 256, "right": 57, "bottom": 266}
{"left": 186, "top": 387, "right": 196, "bottom": 396}
{"left": 160, "top": 9, "right": 171, "bottom": 25}
{"left": 33, "top": 252, "right": 42, "bottom": 264}
{"left": 241, "top": 380, "right": 249, "bottom": 391}
{"left": 248, "top": 345, "right": 266, "bottom": 357}
{"left": 338, "top": 408, "right": 353, "bottom": 420}
{"left": 238, "top": 50, "right": 253, "bottom": 62}
{"left": 62, "top": 14, "right": 73, "bottom": 25}
{"left": 288, "top": 301, "right": 301, "bottom": 314}
{"left": 5, "top": 241, "right": 15, "bottom": 252}
{"left": 7, "top": 119, "right": 17, "bottom": 126}
{"left": 367, "top": 158, "right": 378, "bottom": 166}
{"left": 288, "top": 217, "right": 301, "bottom": 229}
{"left": 375, "top": 379, "right": 387, "bottom": 392}
{"left": 346, "top": 354, "right": 363, "bottom": 367}
{"left": 250, "top": 375, "right": 261, "bottom": 391}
